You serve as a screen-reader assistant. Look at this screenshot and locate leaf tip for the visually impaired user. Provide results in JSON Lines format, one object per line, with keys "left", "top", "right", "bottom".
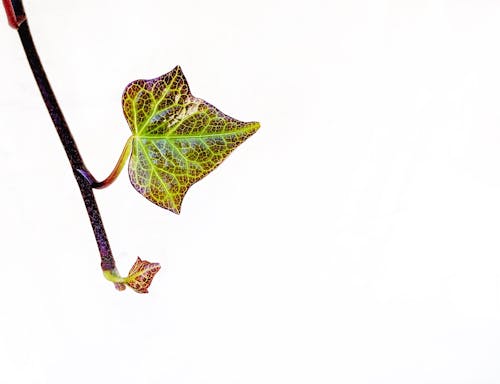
{"left": 250, "top": 121, "right": 261, "bottom": 132}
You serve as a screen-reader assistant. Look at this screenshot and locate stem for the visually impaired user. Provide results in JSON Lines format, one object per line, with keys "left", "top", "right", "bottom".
{"left": 78, "top": 136, "right": 133, "bottom": 189}
{"left": 11, "top": 2, "right": 119, "bottom": 276}
{"left": 2, "top": 0, "right": 25, "bottom": 29}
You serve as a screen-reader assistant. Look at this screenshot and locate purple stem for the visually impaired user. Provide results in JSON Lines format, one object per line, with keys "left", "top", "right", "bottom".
{"left": 8, "top": 1, "right": 117, "bottom": 271}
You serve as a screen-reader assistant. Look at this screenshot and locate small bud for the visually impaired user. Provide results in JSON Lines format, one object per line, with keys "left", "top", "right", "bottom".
{"left": 124, "top": 257, "right": 161, "bottom": 293}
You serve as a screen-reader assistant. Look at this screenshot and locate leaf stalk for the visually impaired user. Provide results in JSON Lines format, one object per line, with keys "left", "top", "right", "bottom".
{"left": 79, "top": 136, "right": 133, "bottom": 189}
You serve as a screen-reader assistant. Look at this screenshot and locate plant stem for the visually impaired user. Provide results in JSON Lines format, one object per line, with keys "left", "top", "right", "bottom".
{"left": 2, "top": 0, "right": 25, "bottom": 28}
{"left": 8, "top": 1, "right": 119, "bottom": 277}
{"left": 78, "top": 136, "right": 133, "bottom": 189}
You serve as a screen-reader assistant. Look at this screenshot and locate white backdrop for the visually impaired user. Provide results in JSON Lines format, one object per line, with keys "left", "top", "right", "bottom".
{"left": 1, "top": 0, "right": 500, "bottom": 383}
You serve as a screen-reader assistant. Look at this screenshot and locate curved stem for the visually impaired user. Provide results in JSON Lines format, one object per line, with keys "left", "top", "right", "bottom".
{"left": 10, "top": 2, "right": 119, "bottom": 277}
{"left": 79, "top": 136, "right": 133, "bottom": 189}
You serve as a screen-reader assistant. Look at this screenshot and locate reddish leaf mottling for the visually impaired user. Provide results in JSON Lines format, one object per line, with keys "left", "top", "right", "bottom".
{"left": 125, "top": 257, "right": 161, "bottom": 293}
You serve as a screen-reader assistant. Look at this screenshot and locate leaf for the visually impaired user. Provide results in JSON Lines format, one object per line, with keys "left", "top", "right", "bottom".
{"left": 102, "top": 258, "right": 161, "bottom": 293}
{"left": 122, "top": 66, "right": 260, "bottom": 213}
{"left": 124, "top": 257, "right": 161, "bottom": 294}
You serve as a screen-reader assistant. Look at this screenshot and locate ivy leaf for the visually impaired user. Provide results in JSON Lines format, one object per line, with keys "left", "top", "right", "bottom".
{"left": 122, "top": 66, "right": 260, "bottom": 214}
{"left": 124, "top": 257, "right": 161, "bottom": 294}
{"left": 102, "top": 257, "right": 161, "bottom": 293}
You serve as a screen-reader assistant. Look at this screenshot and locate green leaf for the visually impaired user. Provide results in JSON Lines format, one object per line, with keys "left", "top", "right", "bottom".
{"left": 122, "top": 66, "right": 260, "bottom": 213}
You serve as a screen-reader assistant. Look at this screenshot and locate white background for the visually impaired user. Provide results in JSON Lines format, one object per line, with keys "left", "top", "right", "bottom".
{"left": 1, "top": 0, "right": 500, "bottom": 383}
